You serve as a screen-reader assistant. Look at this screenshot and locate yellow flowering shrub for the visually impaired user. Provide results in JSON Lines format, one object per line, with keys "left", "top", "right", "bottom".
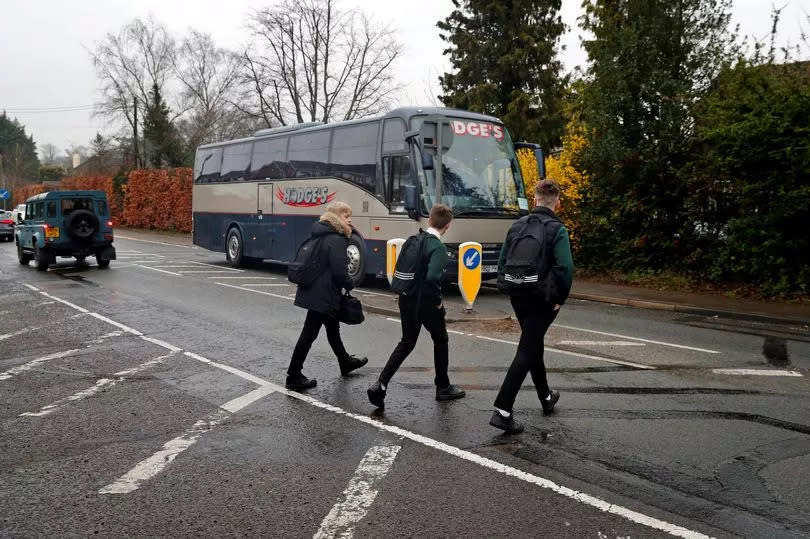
{"left": 517, "top": 132, "right": 589, "bottom": 250}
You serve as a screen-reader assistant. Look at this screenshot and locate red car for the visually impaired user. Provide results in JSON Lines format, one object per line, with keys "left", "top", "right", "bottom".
{"left": 0, "top": 210, "right": 15, "bottom": 241}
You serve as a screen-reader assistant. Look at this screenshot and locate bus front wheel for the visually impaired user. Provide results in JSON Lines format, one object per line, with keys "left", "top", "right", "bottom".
{"left": 226, "top": 228, "right": 246, "bottom": 268}
{"left": 346, "top": 234, "right": 366, "bottom": 288}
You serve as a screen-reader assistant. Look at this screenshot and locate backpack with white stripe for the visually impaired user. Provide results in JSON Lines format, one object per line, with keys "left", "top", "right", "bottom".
{"left": 497, "top": 214, "right": 560, "bottom": 299}
{"left": 390, "top": 231, "right": 428, "bottom": 296}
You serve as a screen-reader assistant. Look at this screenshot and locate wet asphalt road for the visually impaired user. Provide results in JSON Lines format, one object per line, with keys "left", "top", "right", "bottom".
{"left": 1, "top": 234, "right": 809, "bottom": 538}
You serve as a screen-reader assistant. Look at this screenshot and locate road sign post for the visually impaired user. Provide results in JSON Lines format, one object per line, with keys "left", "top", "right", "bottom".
{"left": 458, "top": 241, "right": 482, "bottom": 310}
{"left": 386, "top": 238, "right": 406, "bottom": 285}
{"left": 0, "top": 189, "right": 9, "bottom": 210}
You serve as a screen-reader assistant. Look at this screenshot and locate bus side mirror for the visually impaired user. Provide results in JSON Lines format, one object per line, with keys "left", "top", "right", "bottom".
{"left": 534, "top": 148, "right": 546, "bottom": 179}
{"left": 403, "top": 184, "right": 419, "bottom": 213}
{"left": 17, "top": 214, "right": 24, "bottom": 224}
{"left": 420, "top": 151, "right": 434, "bottom": 171}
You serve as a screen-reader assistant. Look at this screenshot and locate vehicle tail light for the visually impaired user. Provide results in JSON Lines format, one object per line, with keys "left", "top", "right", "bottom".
{"left": 43, "top": 223, "right": 48, "bottom": 229}
{"left": 0, "top": 219, "right": 13, "bottom": 225}
{"left": 104, "top": 234, "right": 114, "bottom": 240}
{"left": 107, "top": 221, "right": 113, "bottom": 227}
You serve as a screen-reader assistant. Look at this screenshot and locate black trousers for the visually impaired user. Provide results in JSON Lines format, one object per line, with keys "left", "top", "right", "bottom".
{"left": 379, "top": 295, "right": 450, "bottom": 389}
{"left": 288, "top": 310, "right": 349, "bottom": 376}
{"left": 493, "top": 296, "right": 559, "bottom": 412}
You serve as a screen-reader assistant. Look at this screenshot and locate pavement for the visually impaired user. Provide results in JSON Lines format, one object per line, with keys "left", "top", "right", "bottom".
{"left": 3, "top": 229, "right": 809, "bottom": 537}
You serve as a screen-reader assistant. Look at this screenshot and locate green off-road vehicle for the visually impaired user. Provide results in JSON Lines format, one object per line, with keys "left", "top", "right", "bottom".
{"left": 15, "top": 191, "right": 117, "bottom": 271}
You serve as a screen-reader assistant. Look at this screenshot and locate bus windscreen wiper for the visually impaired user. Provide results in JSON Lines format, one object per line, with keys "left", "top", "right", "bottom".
{"left": 453, "top": 207, "right": 519, "bottom": 217}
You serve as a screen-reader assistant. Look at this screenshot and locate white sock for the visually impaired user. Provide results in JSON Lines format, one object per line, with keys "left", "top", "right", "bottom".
{"left": 495, "top": 408, "right": 511, "bottom": 418}
{"left": 545, "top": 393, "right": 552, "bottom": 400}
{"left": 380, "top": 382, "right": 386, "bottom": 391}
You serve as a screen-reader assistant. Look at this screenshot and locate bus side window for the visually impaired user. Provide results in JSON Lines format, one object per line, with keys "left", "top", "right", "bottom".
{"left": 46, "top": 201, "right": 57, "bottom": 218}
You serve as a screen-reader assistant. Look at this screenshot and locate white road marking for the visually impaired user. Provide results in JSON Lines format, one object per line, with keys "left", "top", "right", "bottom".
{"left": 88, "top": 313, "right": 142, "bottom": 336}
{"left": 0, "top": 349, "right": 80, "bottom": 381}
{"left": 99, "top": 410, "right": 229, "bottom": 494}
{"left": 220, "top": 384, "right": 276, "bottom": 413}
{"left": 557, "top": 341, "right": 646, "bottom": 347}
{"left": 447, "top": 329, "right": 468, "bottom": 336}
{"left": 135, "top": 264, "right": 183, "bottom": 277}
{"left": 149, "top": 265, "right": 205, "bottom": 269}
{"left": 99, "top": 385, "right": 275, "bottom": 494}
{"left": 38, "top": 291, "right": 89, "bottom": 312}
{"left": 385, "top": 317, "right": 399, "bottom": 323}
{"left": 19, "top": 352, "right": 177, "bottom": 417}
{"left": 23, "top": 283, "right": 39, "bottom": 291}
{"left": 117, "top": 254, "right": 165, "bottom": 258}
{"left": 0, "top": 326, "right": 42, "bottom": 341}
{"left": 179, "top": 270, "right": 243, "bottom": 274}
{"left": 713, "top": 368, "right": 803, "bottom": 377}
{"left": 115, "top": 235, "right": 196, "bottom": 248}
{"left": 30, "top": 288, "right": 709, "bottom": 537}
{"left": 314, "top": 445, "right": 401, "bottom": 539}
{"left": 554, "top": 324, "right": 720, "bottom": 354}
{"left": 210, "top": 275, "right": 277, "bottom": 280}
{"left": 474, "top": 335, "right": 655, "bottom": 370}
{"left": 240, "top": 283, "right": 290, "bottom": 288}
{"left": 214, "top": 281, "right": 293, "bottom": 301}
{"left": 354, "top": 289, "right": 390, "bottom": 297}
{"left": 140, "top": 336, "right": 183, "bottom": 352}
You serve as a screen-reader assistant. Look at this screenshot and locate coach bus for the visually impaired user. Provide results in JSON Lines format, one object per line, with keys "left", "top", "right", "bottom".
{"left": 192, "top": 106, "right": 544, "bottom": 286}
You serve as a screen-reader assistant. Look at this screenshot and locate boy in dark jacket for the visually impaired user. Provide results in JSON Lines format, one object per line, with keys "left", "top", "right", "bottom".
{"left": 367, "top": 204, "right": 466, "bottom": 409}
{"left": 490, "top": 180, "right": 574, "bottom": 434}
{"left": 286, "top": 201, "right": 367, "bottom": 391}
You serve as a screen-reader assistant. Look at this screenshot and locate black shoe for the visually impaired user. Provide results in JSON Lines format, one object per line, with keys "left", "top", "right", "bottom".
{"left": 489, "top": 411, "right": 525, "bottom": 435}
{"left": 339, "top": 355, "right": 368, "bottom": 376}
{"left": 436, "top": 384, "right": 466, "bottom": 401}
{"left": 367, "top": 381, "right": 386, "bottom": 409}
{"left": 286, "top": 374, "right": 317, "bottom": 391}
{"left": 541, "top": 390, "right": 560, "bottom": 413}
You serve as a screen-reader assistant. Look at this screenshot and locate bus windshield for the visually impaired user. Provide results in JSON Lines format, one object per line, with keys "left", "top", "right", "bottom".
{"left": 420, "top": 118, "right": 527, "bottom": 216}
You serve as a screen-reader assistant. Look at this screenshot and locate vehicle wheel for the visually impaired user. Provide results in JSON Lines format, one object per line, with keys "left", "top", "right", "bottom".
{"left": 34, "top": 244, "right": 49, "bottom": 271}
{"left": 17, "top": 243, "right": 32, "bottom": 265}
{"left": 225, "top": 227, "right": 246, "bottom": 268}
{"left": 346, "top": 233, "right": 366, "bottom": 288}
{"left": 96, "top": 257, "right": 110, "bottom": 268}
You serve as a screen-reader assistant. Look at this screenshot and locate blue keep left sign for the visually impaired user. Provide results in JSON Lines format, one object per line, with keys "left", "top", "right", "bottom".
{"left": 463, "top": 249, "right": 481, "bottom": 270}
{"left": 0, "top": 189, "right": 9, "bottom": 200}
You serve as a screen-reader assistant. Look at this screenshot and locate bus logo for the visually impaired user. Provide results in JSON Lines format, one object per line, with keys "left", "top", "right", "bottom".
{"left": 276, "top": 186, "right": 336, "bottom": 207}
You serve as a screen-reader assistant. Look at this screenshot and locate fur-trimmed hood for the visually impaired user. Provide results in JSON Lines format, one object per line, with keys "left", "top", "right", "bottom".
{"left": 318, "top": 211, "right": 352, "bottom": 238}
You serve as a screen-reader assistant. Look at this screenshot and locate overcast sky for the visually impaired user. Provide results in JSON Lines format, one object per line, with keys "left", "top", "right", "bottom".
{"left": 1, "top": 0, "right": 808, "bottom": 156}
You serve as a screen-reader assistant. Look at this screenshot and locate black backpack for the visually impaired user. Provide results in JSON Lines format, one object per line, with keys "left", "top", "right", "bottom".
{"left": 497, "top": 214, "right": 560, "bottom": 299}
{"left": 288, "top": 236, "right": 323, "bottom": 286}
{"left": 390, "top": 231, "right": 428, "bottom": 296}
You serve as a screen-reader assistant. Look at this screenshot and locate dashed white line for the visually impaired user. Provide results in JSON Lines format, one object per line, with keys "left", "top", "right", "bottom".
{"left": 219, "top": 384, "right": 276, "bottom": 413}
{"left": 180, "top": 270, "right": 243, "bottom": 274}
{"left": 19, "top": 352, "right": 178, "bottom": 417}
{"left": 140, "top": 336, "right": 183, "bottom": 352}
{"left": 557, "top": 341, "right": 646, "bottom": 347}
{"left": 314, "top": 445, "right": 401, "bottom": 539}
{"left": 0, "top": 349, "right": 80, "bottom": 381}
{"left": 0, "top": 326, "right": 42, "bottom": 341}
{"left": 210, "top": 275, "right": 277, "bottom": 280}
{"left": 554, "top": 324, "right": 719, "bottom": 354}
{"left": 240, "top": 283, "right": 290, "bottom": 288}
{"left": 135, "top": 264, "right": 183, "bottom": 277}
{"left": 214, "top": 281, "right": 293, "bottom": 301}
{"left": 713, "top": 368, "right": 803, "bottom": 377}
{"left": 99, "top": 410, "right": 230, "bottom": 494}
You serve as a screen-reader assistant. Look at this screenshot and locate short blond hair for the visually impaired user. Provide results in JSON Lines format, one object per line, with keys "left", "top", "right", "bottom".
{"left": 326, "top": 201, "right": 352, "bottom": 216}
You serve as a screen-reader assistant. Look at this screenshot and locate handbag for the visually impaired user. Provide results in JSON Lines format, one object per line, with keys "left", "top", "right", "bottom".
{"left": 338, "top": 292, "right": 365, "bottom": 325}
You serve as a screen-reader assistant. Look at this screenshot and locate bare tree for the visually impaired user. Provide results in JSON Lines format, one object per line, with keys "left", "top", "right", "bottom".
{"left": 174, "top": 30, "right": 255, "bottom": 147}
{"left": 91, "top": 16, "right": 177, "bottom": 130}
{"left": 39, "top": 143, "right": 60, "bottom": 165}
{"left": 239, "top": 0, "right": 402, "bottom": 126}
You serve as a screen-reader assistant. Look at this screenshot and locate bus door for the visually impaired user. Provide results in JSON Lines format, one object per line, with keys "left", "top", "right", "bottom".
{"left": 257, "top": 183, "right": 274, "bottom": 259}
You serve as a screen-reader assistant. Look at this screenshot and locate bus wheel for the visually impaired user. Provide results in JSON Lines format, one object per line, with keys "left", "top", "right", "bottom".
{"left": 226, "top": 227, "right": 246, "bottom": 268}
{"left": 346, "top": 234, "right": 366, "bottom": 287}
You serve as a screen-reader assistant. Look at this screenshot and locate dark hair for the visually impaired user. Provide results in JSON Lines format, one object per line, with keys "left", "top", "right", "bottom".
{"left": 535, "top": 180, "right": 560, "bottom": 200}
{"left": 429, "top": 204, "right": 454, "bottom": 229}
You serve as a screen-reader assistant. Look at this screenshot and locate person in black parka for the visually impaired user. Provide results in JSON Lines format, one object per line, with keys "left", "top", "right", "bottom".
{"left": 286, "top": 201, "right": 368, "bottom": 391}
